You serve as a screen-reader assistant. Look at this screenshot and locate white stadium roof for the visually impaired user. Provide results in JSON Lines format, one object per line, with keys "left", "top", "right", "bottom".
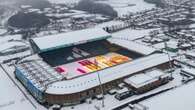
{"left": 16, "top": 60, "right": 65, "bottom": 92}
{"left": 46, "top": 53, "right": 172, "bottom": 94}
{"left": 31, "top": 28, "right": 111, "bottom": 52}
{"left": 108, "top": 38, "right": 156, "bottom": 55}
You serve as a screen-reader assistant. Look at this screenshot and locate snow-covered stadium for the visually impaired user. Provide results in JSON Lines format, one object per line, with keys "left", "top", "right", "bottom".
{"left": 14, "top": 28, "right": 172, "bottom": 105}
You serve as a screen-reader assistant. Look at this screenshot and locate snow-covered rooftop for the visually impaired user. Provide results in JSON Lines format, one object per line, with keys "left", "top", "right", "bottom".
{"left": 181, "top": 67, "right": 195, "bottom": 76}
{"left": 167, "top": 40, "right": 178, "bottom": 49}
{"left": 124, "top": 69, "right": 166, "bottom": 88}
{"left": 111, "top": 29, "right": 153, "bottom": 41}
{"left": 16, "top": 60, "right": 64, "bottom": 92}
{"left": 72, "top": 14, "right": 95, "bottom": 19}
{"left": 108, "top": 38, "right": 156, "bottom": 55}
{"left": 31, "top": 28, "right": 111, "bottom": 52}
{"left": 185, "top": 51, "right": 195, "bottom": 58}
{"left": 46, "top": 53, "right": 172, "bottom": 94}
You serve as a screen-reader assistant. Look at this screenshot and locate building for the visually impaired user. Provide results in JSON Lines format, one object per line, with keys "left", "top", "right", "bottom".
{"left": 180, "top": 67, "right": 195, "bottom": 77}
{"left": 166, "top": 41, "right": 178, "bottom": 53}
{"left": 185, "top": 51, "right": 195, "bottom": 60}
{"left": 15, "top": 28, "right": 173, "bottom": 105}
{"left": 15, "top": 60, "right": 65, "bottom": 103}
{"left": 124, "top": 69, "right": 170, "bottom": 94}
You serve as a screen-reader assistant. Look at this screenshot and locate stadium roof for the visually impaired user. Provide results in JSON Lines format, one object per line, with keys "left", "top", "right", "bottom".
{"left": 108, "top": 38, "right": 156, "bottom": 55}
{"left": 16, "top": 60, "right": 64, "bottom": 92}
{"left": 45, "top": 53, "right": 172, "bottom": 94}
{"left": 31, "top": 28, "right": 111, "bottom": 53}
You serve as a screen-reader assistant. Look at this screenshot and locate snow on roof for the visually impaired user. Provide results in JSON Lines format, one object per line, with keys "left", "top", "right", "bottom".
{"left": 181, "top": 67, "right": 195, "bottom": 76}
{"left": 181, "top": 43, "right": 191, "bottom": 48}
{"left": 167, "top": 41, "right": 178, "bottom": 49}
{"left": 147, "top": 69, "right": 165, "bottom": 78}
{"left": 140, "top": 81, "right": 195, "bottom": 110}
{"left": 0, "top": 29, "right": 7, "bottom": 35}
{"left": 27, "top": 8, "right": 40, "bottom": 13}
{"left": 20, "top": 5, "right": 32, "bottom": 9}
{"left": 185, "top": 51, "right": 195, "bottom": 58}
{"left": 0, "top": 34, "right": 22, "bottom": 44}
{"left": 48, "top": 0, "right": 80, "bottom": 4}
{"left": 31, "top": 28, "right": 111, "bottom": 52}
{"left": 70, "top": 10, "right": 87, "bottom": 14}
{"left": 190, "top": 23, "right": 195, "bottom": 28}
{"left": 111, "top": 29, "right": 153, "bottom": 41}
{"left": 108, "top": 38, "right": 156, "bottom": 55}
{"left": 124, "top": 74, "right": 153, "bottom": 87}
{"left": 46, "top": 13, "right": 70, "bottom": 18}
{"left": 0, "top": 42, "right": 26, "bottom": 52}
{"left": 72, "top": 14, "right": 95, "bottom": 19}
{"left": 46, "top": 53, "right": 171, "bottom": 94}
{"left": 124, "top": 69, "right": 165, "bottom": 88}
{"left": 107, "top": 0, "right": 155, "bottom": 17}
{"left": 16, "top": 60, "right": 64, "bottom": 92}
{"left": 95, "top": 21, "right": 124, "bottom": 28}
{"left": 153, "top": 42, "right": 165, "bottom": 49}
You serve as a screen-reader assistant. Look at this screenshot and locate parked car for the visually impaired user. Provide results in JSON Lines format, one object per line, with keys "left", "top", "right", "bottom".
{"left": 95, "top": 94, "right": 104, "bottom": 100}
{"left": 115, "top": 91, "right": 134, "bottom": 101}
{"left": 108, "top": 89, "right": 117, "bottom": 95}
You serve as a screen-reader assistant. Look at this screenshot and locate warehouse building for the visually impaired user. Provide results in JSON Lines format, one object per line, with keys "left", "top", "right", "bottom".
{"left": 124, "top": 69, "right": 170, "bottom": 94}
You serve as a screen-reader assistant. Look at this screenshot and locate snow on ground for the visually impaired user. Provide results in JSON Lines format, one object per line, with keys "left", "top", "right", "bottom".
{"left": 152, "top": 42, "right": 166, "bottom": 49}
{"left": 59, "top": 69, "right": 183, "bottom": 110}
{"left": 0, "top": 50, "right": 31, "bottom": 63}
{"left": 0, "top": 66, "right": 36, "bottom": 110}
{"left": 95, "top": 20, "right": 124, "bottom": 28}
{"left": 190, "top": 23, "right": 195, "bottom": 28}
{"left": 0, "top": 29, "right": 7, "bottom": 35}
{"left": 0, "top": 42, "right": 26, "bottom": 51}
{"left": 48, "top": 0, "right": 155, "bottom": 16}
{"left": 0, "top": 7, "right": 17, "bottom": 27}
{"left": 97, "top": 0, "right": 155, "bottom": 16}
{"left": 47, "top": 0, "right": 80, "bottom": 4}
{"left": 0, "top": 34, "right": 22, "bottom": 43}
{"left": 139, "top": 81, "right": 195, "bottom": 110}
{"left": 111, "top": 28, "right": 154, "bottom": 40}
{"left": 1, "top": 64, "right": 47, "bottom": 110}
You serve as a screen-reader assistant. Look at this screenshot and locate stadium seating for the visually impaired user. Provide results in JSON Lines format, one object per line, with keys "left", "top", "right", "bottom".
{"left": 40, "top": 40, "right": 110, "bottom": 66}
{"left": 39, "top": 40, "right": 142, "bottom": 67}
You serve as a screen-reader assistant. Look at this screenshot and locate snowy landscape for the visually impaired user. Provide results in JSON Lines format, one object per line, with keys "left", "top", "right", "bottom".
{"left": 0, "top": 0, "right": 195, "bottom": 110}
